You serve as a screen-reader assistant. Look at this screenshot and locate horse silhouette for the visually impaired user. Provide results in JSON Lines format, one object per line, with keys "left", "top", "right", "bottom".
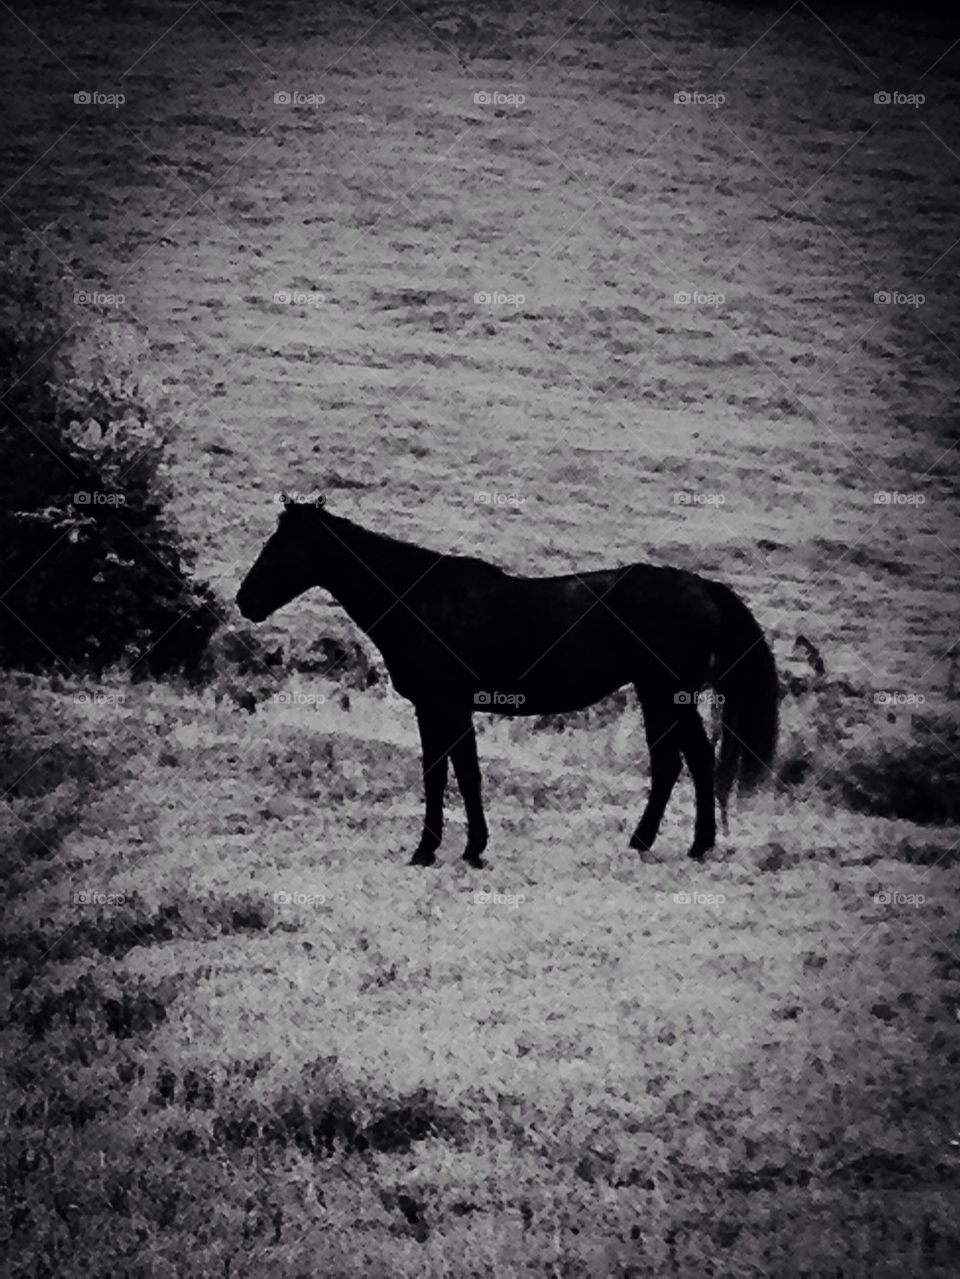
{"left": 237, "top": 498, "right": 777, "bottom": 868}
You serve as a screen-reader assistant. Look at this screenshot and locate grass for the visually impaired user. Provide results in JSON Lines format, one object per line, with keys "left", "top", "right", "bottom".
{"left": 3, "top": 668, "right": 960, "bottom": 1275}
{"left": 3, "top": 0, "right": 959, "bottom": 1272}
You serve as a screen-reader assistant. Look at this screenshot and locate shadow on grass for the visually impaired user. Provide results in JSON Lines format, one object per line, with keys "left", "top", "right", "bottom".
{"left": 3, "top": 891, "right": 276, "bottom": 973}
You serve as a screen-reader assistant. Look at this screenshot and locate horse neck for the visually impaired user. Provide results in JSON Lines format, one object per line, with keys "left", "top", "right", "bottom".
{"left": 314, "top": 516, "right": 438, "bottom": 635}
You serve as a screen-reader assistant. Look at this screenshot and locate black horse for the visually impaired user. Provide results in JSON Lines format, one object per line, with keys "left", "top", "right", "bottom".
{"left": 237, "top": 498, "right": 778, "bottom": 868}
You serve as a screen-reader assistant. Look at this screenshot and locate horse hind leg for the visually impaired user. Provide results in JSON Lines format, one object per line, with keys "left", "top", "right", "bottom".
{"left": 714, "top": 707, "right": 737, "bottom": 840}
{"left": 630, "top": 693, "right": 683, "bottom": 853}
{"left": 677, "top": 705, "right": 717, "bottom": 860}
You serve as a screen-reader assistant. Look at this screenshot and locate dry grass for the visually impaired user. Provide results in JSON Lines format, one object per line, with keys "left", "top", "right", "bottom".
{"left": 4, "top": 672, "right": 960, "bottom": 1275}
{"left": 3, "top": 0, "right": 960, "bottom": 1274}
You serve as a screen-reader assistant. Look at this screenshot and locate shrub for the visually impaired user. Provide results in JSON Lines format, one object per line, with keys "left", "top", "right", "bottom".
{"left": 832, "top": 711, "right": 960, "bottom": 825}
{"left": 0, "top": 251, "right": 218, "bottom": 678}
{"left": 287, "top": 632, "right": 382, "bottom": 689}
{"left": 775, "top": 677, "right": 869, "bottom": 792}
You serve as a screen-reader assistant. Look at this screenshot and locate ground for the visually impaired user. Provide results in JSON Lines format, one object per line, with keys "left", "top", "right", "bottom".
{"left": 2, "top": 1, "right": 960, "bottom": 1275}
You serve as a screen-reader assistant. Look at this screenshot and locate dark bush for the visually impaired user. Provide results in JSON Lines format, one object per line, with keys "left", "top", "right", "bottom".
{"left": 287, "top": 632, "right": 382, "bottom": 689}
{"left": 830, "top": 711, "right": 960, "bottom": 825}
{"left": 0, "top": 252, "right": 218, "bottom": 678}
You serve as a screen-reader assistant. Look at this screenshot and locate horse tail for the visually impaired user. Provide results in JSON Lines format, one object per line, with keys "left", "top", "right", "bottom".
{"left": 706, "top": 580, "right": 779, "bottom": 821}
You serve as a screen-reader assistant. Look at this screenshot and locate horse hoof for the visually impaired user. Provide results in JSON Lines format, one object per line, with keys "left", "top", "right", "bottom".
{"left": 464, "top": 854, "right": 486, "bottom": 870}
{"left": 630, "top": 833, "right": 653, "bottom": 853}
{"left": 687, "top": 845, "right": 711, "bottom": 861}
{"left": 410, "top": 851, "right": 437, "bottom": 867}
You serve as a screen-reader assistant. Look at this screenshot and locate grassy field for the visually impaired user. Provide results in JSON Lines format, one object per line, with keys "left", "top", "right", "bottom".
{"left": 3, "top": 1, "right": 960, "bottom": 1274}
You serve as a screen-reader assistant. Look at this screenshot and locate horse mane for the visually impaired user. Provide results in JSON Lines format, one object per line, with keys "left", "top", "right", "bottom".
{"left": 300, "top": 506, "right": 455, "bottom": 588}
{"left": 286, "top": 502, "right": 508, "bottom": 587}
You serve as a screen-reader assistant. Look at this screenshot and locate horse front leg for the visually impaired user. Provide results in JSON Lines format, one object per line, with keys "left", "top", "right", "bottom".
{"left": 450, "top": 718, "right": 488, "bottom": 869}
{"left": 410, "top": 704, "right": 450, "bottom": 866}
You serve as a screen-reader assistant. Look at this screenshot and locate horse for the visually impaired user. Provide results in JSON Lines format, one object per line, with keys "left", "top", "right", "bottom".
{"left": 236, "top": 497, "right": 778, "bottom": 869}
